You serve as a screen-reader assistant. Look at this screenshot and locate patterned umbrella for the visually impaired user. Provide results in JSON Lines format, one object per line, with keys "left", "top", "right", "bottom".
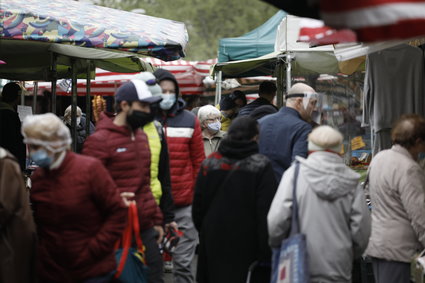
{"left": 0, "top": 0, "right": 188, "bottom": 61}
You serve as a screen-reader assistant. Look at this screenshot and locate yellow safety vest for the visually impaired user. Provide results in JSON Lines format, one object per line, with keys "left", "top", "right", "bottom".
{"left": 143, "top": 121, "right": 162, "bottom": 204}
{"left": 216, "top": 104, "right": 232, "bottom": 131}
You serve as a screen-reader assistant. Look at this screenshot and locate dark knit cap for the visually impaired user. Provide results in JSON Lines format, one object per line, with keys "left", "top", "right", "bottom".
{"left": 229, "top": 90, "right": 247, "bottom": 104}
{"left": 220, "top": 96, "right": 237, "bottom": 110}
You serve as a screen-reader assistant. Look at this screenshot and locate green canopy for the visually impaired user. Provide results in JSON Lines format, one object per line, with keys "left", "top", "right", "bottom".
{"left": 0, "top": 40, "right": 154, "bottom": 81}
{"left": 218, "top": 11, "right": 287, "bottom": 63}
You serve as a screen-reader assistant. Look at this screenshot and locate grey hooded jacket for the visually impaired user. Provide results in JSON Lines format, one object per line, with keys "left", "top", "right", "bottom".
{"left": 268, "top": 152, "right": 371, "bottom": 283}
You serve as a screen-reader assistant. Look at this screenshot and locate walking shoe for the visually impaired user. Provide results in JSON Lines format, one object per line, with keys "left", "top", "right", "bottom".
{"left": 164, "top": 260, "right": 173, "bottom": 273}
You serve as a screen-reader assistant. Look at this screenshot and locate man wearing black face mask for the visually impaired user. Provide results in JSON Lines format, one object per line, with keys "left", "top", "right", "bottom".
{"left": 83, "top": 79, "right": 166, "bottom": 283}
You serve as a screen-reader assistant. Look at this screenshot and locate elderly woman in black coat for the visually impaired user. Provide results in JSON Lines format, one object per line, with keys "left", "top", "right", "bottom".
{"left": 192, "top": 116, "right": 278, "bottom": 283}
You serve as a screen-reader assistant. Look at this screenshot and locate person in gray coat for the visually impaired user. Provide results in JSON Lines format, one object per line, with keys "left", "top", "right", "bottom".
{"left": 366, "top": 114, "right": 425, "bottom": 283}
{"left": 268, "top": 125, "right": 371, "bottom": 283}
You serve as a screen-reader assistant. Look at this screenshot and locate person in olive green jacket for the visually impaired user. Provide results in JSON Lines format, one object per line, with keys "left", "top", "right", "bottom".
{"left": 198, "top": 105, "right": 226, "bottom": 157}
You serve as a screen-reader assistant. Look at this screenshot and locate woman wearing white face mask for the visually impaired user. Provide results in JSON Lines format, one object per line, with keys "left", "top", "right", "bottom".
{"left": 22, "top": 113, "right": 126, "bottom": 282}
{"left": 198, "top": 105, "right": 226, "bottom": 157}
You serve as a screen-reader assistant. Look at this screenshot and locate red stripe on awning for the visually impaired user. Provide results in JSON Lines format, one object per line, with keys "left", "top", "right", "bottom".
{"left": 320, "top": 0, "right": 423, "bottom": 13}
{"left": 355, "top": 18, "right": 425, "bottom": 41}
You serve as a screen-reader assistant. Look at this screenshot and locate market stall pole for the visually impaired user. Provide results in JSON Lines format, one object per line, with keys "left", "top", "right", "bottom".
{"left": 51, "top": 53, "right": 57, "bottom": 114}
{"left": 32, "top": 82, "right": 38, "bottom": 113}
{"left": 215, "top": 71, "right": 223, "bottom": 105}
{"left": 275, "top": 56, "right": 285, "bottom": 108}
{"left": 85, "top": 60, "right": 91, "bottom": 138}
{"left": 71, "top": 59, "right": 78, "bottom": 152}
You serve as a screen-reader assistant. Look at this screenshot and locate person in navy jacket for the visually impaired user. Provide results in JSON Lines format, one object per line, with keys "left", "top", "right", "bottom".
{"left": 258, "top": 83, "right": 319, "bottom": 182}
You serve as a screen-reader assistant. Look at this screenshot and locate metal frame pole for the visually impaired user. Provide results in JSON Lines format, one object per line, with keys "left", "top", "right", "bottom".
{"left": 51, "top": 53, "right": 57, "bottom": 114}
{"left": 215, "top": 70, "right": 222, "bottom": 105}
{"left": 286, "top": 53, "right": 292, "bottom": 93}
{"left": 21, "top": 84, "right": 25, "bottom": 105}
{"left": 276, "top": 57, "right": 285, "bottom": 108}
{"left": 32, "top": 82, "right": 38, "bottom": 113}
{"left": 71, "top": 59, "right": 78, "bottom": 152}
{"left": 85, "top": 60, "right": 91, "bottom": 137}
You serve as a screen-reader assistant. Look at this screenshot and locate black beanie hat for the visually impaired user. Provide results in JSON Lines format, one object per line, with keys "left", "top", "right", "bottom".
{"left": 219, "top": 96, "right": 237, "bottom": 111}
{"left": 153, "top": 68, "right": 180, "bottom": 96}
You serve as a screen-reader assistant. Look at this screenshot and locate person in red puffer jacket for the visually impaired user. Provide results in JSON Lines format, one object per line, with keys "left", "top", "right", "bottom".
{"left": 154, "top": 69, "right": 205, "bottom": 283}
{"left": 83, "top": 79, "right": 165, "bottom": 283}
{"left": 23, "top": 113, "right": 126, "bottom": 283}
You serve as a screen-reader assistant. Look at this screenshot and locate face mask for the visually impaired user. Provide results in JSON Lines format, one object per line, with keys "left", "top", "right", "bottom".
{"left": 418, "top": 152, "right": 425, "bottom": 162}
{"left": 160, "top": 94, "right": 176, "bottom": 110}
{"left": 207, "top": 121, "right": 221, "bottom": 133}
{"left": 127, "top": 110, "right": 154, "bottom": 131}
{"left": 31, "top": 149, "right": 53, "bottom": 168}
{"left": 76, "top": 117, "right": 81, "bottom": 125}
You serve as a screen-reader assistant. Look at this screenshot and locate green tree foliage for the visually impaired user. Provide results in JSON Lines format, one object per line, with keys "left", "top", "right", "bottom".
{"left": 96, "top": 0, "right": 277, "bottom": 60}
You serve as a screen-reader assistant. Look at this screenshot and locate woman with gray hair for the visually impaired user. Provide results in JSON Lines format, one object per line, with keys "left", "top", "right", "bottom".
{"left": 366, "top": 114, "right": 425, "bottom": 283}
{"left": 63, "top": 105, "right": 95, "bottom": 153}
{"left": 268, "top": 125, "right": 371, "bottom": 283}
{"left": 198, "top": 105, "right": 226, "bottom": 157}
{"left": 23, "top": 113, "right": 126, "bottom": 282}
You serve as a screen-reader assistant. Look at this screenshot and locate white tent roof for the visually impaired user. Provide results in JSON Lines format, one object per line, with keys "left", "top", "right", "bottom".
{"left": 333, "top": 39, "right": 423, "bottom": 61}
{"left": 274, "top": 15, "right": 334, "bottom": 53}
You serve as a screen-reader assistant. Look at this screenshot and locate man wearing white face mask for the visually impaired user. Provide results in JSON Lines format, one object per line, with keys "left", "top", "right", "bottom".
{"left": 154, "top": 68, "right": 205, "bottom": 283}
{"left": 197, "top": 105, "right": 226, "bottom": 157}
{"left": 258, "top": 83, "right": 319, "bottom": 182}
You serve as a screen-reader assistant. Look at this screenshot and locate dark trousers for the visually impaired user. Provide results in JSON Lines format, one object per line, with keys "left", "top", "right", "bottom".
{"left": 372, "top": 257, "right": 411, "bottom": 283}
{"left": 141, "top": 227, "right": 164, "bottom": 283}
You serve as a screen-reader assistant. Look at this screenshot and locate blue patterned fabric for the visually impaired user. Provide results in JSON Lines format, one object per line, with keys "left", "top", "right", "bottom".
{"left": 0, "top": 0, "right": 188, "bottom": 61}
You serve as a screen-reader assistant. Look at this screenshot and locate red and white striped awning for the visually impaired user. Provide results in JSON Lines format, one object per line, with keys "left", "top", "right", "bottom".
{"left": 32, "top": 58, "right": 217, "bottom": 96}
{"left": 264, "top": 0, "right": 425, "bottom": 43}
{"left": 320, "top": 0, "right": 425, "bottom": 42}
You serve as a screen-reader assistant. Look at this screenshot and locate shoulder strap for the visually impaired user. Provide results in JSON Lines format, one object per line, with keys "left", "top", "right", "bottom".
{"left": 289, "top": 161, "right": 301, "bottom": 236}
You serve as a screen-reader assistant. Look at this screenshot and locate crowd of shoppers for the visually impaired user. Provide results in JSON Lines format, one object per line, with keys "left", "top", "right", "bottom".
{"left": 1, "top": 73, "right": 424, "bottom": 283}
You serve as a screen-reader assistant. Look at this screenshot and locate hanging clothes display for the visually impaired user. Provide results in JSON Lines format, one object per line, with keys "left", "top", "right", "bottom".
{"left": 362, "top": 44, "right": 425, "bottom": 155}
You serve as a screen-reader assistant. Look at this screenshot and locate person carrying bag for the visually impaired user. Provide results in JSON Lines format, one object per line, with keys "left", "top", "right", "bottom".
{"left": 271, "top": 161, "right": 309, "bottom": 283}
{"left": 115, "top": 202, "right": 149, "bottom": 283}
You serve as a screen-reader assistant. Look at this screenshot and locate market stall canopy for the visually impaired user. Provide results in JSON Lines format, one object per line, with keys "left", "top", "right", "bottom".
{"left": 31, "top": 58, "right": 217, "bottom": 96}
{"left": 261, "top": 0, "right": 425, "bottom": 43}
{"left": 212, "top": 15, "right": 364, "bottom": 78}
{"left": 0, "top": 0, "right": 188, "bottom": 61}
{"left": 218, "top": 11, "right": 287, "bottom": 63}
{"left": 0, "top": 40, "right": 154, "bottom": 81}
